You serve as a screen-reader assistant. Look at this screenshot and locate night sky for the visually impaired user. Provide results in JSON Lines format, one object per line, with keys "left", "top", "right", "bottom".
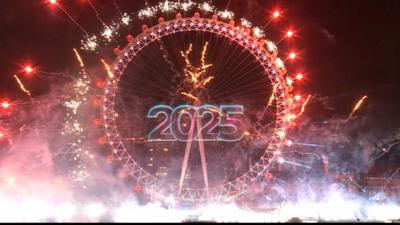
{"left": 1, "top": 0, "right": 400, "bottom": 124}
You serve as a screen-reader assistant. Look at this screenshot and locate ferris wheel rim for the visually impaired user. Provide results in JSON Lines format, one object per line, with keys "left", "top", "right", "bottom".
{"left": 102, "top": 16, "right": 291, "bottom": 202}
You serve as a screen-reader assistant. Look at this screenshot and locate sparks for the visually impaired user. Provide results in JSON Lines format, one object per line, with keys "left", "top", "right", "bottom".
{"left": 218, "top": 10, "right": 234, "bottom": 20}
{"left": 81, "top": 35, "right": 98, "bottom": 51}
{"left": 266, "top": 40, "right": 278, "bottom": 53}
{"left": 240, "top": 18, "right": 252, "bottom": 28}
{"left": 201, "top": 2, "right": 215, "bottom": 12}
{"left": 101, "top": 59, "right": 114, "bottom": 79}
{"left": 121, "top": 13, "right": 131, "bottom": 26}
{"left": 181, "top": 42, "right": 214, "bottom": 92}
{"left": 101, "top": 25, "right": 115, "bottom": 42}
{"left": 252, "top": 27, "right": 265, "bottom": 38}
{"left": 349, "top": 95, "right": 368, "bottom": 118}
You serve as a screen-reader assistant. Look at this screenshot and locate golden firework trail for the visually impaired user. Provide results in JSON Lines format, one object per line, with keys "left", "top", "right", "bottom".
{"left": 201, "top": 42, "right": 209, "bottom": 66}
{"left": 181, "top": 92, "right": 200, "bottom": 102}
{"left": 299, "top": 95, "right": 312, "bottom": 116}
{"left": 73, "top": 48, "right": 84, "bottom": 68}
{"left": 205, "top": 106, "right": 224, "bottom": 116}
{"left": 181, "top": 42, "right": 213, "bottom": 88}
{"left": 101, "top": 59, "right": 114, "bottom": 79}
{"left": 349, "top": 95, "right": 367, "bottom": 118}
{"left": 268, "top": 84, "right": 278, "bottom": 106}
{"left": 13, "top": 75, "right": 32, "bottom": 97}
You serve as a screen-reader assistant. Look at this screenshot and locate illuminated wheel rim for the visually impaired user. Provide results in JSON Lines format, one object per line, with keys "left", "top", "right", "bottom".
{"left": 102, "top": 17, "right": 291, "bottom": 202}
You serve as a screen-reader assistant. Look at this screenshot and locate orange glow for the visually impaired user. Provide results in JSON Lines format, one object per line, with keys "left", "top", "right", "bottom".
{"left": 0, "top": 132, "right": 4, "bottom": 139}
{"left": 96, "top": 79, "right": 105, "bottom": 88}
{"left": 349, "top": 95, "right": 368, "bottom": 118}
{"left": 94, "top": 118, "right": 101, "bottom": 126}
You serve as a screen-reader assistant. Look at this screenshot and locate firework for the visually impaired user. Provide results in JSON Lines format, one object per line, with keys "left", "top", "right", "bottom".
{"left": 81, "top": 35, "right": 98, "bottom": 51}
{"left": 349, "top": 95, "right": 367, "bottom": 118}
{"left": 51, "top": 2, "right": 89, "bottom": 36}
{"left": 299, "top": 95, "right": 312, "bottom": 116}
{"left": 217, "top": 10, "right": 234, "bottom": 20}
{"left": 288, "top": 52, "right": 297, "bottom": 60}
{"left": 268, "top": 84, "right": 278, "bottom": 106}
{"left": 180, "top": 92, "right": 200, "bottom": 102}
{"left": 13, "top": 75, "right": 32, "bottom": 98}
{"left": 100, "top": 59, "right": 114, "bottom": 79}
{"left": 1, "top": 100, "right": 11, "bottom": 110}
{"left": 73, "top": 48, "right": 84, "bottom": 68}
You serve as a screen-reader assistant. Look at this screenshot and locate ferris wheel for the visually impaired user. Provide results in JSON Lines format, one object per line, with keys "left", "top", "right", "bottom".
{"left": 102, "top": 2, "right": 295, "bottom": 203}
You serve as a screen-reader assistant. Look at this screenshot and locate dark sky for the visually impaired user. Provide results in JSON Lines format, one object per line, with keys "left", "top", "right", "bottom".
{"left": 1, "top": 0, "right": 400, "bottom": 122}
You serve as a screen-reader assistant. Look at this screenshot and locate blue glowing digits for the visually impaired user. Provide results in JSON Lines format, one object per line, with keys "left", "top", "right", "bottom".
{"left": 147, "top": 104, "right": 245, "bottom": 142}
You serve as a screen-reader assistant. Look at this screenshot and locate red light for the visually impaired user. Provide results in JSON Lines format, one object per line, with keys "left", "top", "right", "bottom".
{"left": 265, "top": 172, "right": 273, "bottom": 180}
{"left": 106, "top": 155, "right": 114, "bottom": 163}
{"left": 273, "top": 10, "right": 280, "bottom": 19}
{"left": 289, "top": 52, "right": 296, "bottom": 60}
{"left": 134, "top": 184, "right": 142, "bottom": 193}
{"left": 1, "top": 101, "right": 10, "bottom": 109}
{"left": 294, "top": 95, "right": 301, "bottom": 101}
{"left": 296, "top": 73, "right": 303, "bottom": 80}
{"left": 94, "top": 118, "right": 101, "bottom": 126}
{"left": 24, "top": 66, "right": 33, "bottom": 74}
{"left": 286, "top": 30, "right": 294, "bottom": 38}
{"left": 98, "top": 137, "right": 106, "bottom": 145}
{"left": 96, "top": 79, "right": 105, "bottom": 88}
{"left": 0, "top": 132, "right": 4, "bottom": 139}
{"left": 49, "top": 0, "right": 57, "bottom": 5}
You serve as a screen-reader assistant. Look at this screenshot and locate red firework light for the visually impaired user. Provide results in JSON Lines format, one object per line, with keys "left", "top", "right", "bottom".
{"left": 296, "top": 73, "right": 304, "bottom": 80}
{"left": 273, "top": 10, "right": 280, "bottom": 19}
{"left": 289, "top": 52, "right": 297, "bottom": 60}
{"left": 1, "top": 101, "right": 11, "bottom": 109}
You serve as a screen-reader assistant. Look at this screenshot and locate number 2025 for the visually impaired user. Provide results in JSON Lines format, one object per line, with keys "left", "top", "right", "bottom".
{"left": 147, "top": 104, "right": 245, "bottom": 142}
